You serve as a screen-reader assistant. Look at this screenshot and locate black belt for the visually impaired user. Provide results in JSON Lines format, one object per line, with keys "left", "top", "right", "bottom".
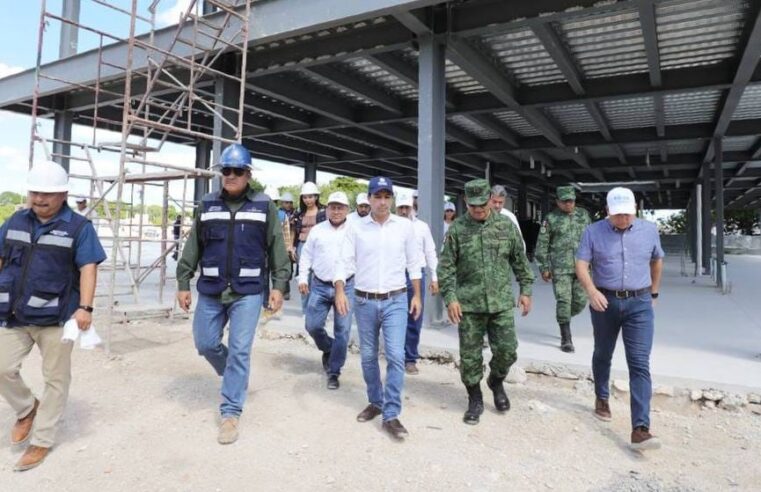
{"left": 597, "top": 287, "right": 650, "bottom": 299}
{"left": 354, "top": 287, "right": 406, "bottom": 300}
{"left": 314, "top": 275, "right": 353, "bottom": 285}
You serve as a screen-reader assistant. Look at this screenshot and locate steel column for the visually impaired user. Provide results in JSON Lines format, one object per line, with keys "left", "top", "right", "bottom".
{"left": 195, "top": 140, "right": 211, "bottom": 210}
{"left": 52, "top": 0, "right": 79, "bottom": 171}
{"left": 52, "top": 110, "right": 72, "bottom": 171}
{"left": 701, "top": 161, "right": 712, "bottom": 274}
{"left": 714, "top": 137, "right": 725, "bottom": 287}
{"left": 304, "top": 155, "right": 318, "bottom": 183}
{"left": 212, "top": 56, "right": 240, "bottom": 193}
{"left": 695, "top": 184, "right": 702, "bottom": 276}
{"left": 417, "top": 33, "right": 446, "bottom": 325}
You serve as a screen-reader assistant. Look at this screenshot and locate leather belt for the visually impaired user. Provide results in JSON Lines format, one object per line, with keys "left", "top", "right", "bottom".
{"left": 597, "top": 287, "right": 650, "bottom": 299}
{"left": 354, "top": 287, "right": 406, "bottom": 300}
{"left": 314, "top": 275, "right": 353, "bottom": 285}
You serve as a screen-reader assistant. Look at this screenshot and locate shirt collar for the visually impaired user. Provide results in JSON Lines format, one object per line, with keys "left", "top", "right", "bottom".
{"left": 27, "top": 203, "right": 74, "bottom": 225}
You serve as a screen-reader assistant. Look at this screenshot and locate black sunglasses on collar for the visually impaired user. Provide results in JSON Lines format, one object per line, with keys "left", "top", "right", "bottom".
{"left": 221, "top": 167, "right": 247, "bottom": 177}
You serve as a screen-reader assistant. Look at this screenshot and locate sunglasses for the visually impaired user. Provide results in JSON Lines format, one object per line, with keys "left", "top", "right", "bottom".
{"left": 221, "top": 167, "right": 247, "bottom": 177}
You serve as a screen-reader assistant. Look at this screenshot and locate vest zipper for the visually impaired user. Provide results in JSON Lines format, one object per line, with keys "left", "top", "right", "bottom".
{"left": 227, "top": 210, "right": 236, "bottom": 287}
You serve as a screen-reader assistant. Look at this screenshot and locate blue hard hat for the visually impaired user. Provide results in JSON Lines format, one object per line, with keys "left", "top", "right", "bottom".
{"left": 216, "top": 143, "right": 252, "bottom": 169}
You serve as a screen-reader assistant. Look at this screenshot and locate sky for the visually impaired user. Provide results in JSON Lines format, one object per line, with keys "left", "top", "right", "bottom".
{"left": 0, "top": 0, "right": 357, "bottom": 208}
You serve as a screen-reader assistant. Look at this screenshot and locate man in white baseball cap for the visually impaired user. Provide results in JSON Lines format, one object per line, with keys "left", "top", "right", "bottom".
{"left": 298, "top": 191, "right": 354, "bottom": 389}
{"left": 443, "top": 201, "right": 456, "bottom": 235}
{"left": 575, "top": 186, "right": 665, "bottom": 451}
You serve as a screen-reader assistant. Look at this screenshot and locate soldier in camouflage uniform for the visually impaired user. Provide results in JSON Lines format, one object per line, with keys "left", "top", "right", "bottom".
{"left": 438, "top": 179, "right": 534, "bottom": 425}
{"left": 535, "top": 185, "right": 591, "bottom": 353}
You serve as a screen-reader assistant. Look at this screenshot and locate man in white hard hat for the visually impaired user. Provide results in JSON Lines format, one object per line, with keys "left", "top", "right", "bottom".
{"left": 575, "top": 186, "right": 664, "bottom": 451}
{"left": 0, "top": 161, "right": 106, "bottom": 471}
{"left": 395, "top": 194, "right": 439, "bottom": 375}
{"left": 348, "top": 192, "right": 370, "bottom": 223}
{"left": 298, "top": 192, "right": 354, "bottom": 389}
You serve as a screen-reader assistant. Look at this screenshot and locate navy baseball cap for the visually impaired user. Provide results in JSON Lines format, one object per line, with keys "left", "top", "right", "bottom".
{"left": 368, "top": 176, "right": 394, "bottom": 195}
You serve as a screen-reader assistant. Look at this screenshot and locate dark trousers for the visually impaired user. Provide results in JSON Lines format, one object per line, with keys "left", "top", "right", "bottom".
{"left": 591, "top": 292, "right": 655, "bottom": 429}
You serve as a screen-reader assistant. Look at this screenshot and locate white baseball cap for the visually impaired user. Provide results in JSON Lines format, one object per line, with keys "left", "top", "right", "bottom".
{"left": 606, "top": 187, "right": 636, "bottom": 215}
{"left": 444, "top": 202, "right": 456, "bottom": 212}
{"left": 396, "top": 194, "right": 414, "bottom": 208}
{"left": 327, "top": 191, "right": 349, "bottom": 206}
{"left": 356, "top": 192, "right": 369, "bottom": 206}
{"left": 412, "top": 189, "right": 419, "bottom": 198}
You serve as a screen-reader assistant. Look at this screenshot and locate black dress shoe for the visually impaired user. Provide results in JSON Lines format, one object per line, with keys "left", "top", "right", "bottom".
{"left": 382, "top": 419, "right": 409, "bottom": 440}
{"left": 356, "top": 404, "right": 382, "bottom": 422}
{"left": 322, "top": 352, "right": 330, "bottom": 373}
{"left": 327, "top": 375, "right": 339, "bottom": 390}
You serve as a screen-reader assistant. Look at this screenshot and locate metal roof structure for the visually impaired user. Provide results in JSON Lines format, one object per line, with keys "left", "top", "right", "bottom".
{"left": 2, "top": 0, "right": 761, "bottom": 209}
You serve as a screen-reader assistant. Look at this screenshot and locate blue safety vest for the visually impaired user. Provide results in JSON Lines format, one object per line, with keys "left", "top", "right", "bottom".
{"left": 196, "top": 192, "right": 269, "bottom": 296}
{"left": 0, "top": 209, "right": 88, "bottom": 326}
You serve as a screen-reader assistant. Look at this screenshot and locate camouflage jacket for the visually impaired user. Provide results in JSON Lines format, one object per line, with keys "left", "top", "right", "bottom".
{"left": 438, "top": 210, "right": 534, "bottom": 313}
{"left": 535, "top": 207, "right": 591, "bottom": 275}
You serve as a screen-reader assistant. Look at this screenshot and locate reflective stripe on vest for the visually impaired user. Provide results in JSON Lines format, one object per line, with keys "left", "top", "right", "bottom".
{"left": 200, "top": 211, "right": 232, "bottom": 222}
{"left": 236, "top": 211, "right": 266, "bottom": 222}
{"left": 6, "top": 230, "right": 31, "bottom": 243}
{"left": 37, "top": 235, "right": 74, "bottom": 248}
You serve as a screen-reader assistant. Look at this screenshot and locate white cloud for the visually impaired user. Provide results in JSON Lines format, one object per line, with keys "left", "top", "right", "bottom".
{"left": 0, "top": 63, "right": 23, "bottom": 80}
{"left": 156, "top": 0, "right": 195, "bottom": 27}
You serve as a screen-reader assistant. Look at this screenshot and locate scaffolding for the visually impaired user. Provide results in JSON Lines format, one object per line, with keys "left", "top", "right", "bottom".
{"left": 27, "top": 0, "right": 254, "bottom": 351}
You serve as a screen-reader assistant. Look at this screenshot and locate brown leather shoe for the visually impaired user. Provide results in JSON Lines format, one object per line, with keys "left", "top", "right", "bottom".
{"left": 594, "top": 398, "right": 612, "bottom": 422}
{"left": 382, "top": 419, "right": 409, "bottom": 440}
{"left": 14, "top": 445, "right": 49, "bottom": 472}
{"left": 11, "top": 399, "right": 39, "bottom": 445}
{"left": 356, "top": 404, "right": 382, "bottom": 422}
{"left": 405, "top": 362, "right": 419, "bottom": 375}
{"left": 631, "top": 426, "right": 661, "bottom": 451}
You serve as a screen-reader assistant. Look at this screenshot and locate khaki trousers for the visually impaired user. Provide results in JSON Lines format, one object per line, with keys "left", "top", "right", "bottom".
{"left": 0, "top": 325, "right": 73, "bottom": 447}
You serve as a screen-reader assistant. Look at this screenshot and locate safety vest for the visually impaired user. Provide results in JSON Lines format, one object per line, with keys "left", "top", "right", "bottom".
{"left": 0, "top": 208, "right": 88, "bottom": 326}
{"left": 196, "top": 192, "right": 269, "bottom": 296}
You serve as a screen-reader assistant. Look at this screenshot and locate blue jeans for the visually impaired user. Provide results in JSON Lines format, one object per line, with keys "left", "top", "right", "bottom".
{"left": 591, "top": 292, "right": 654, "bottom": 429}
{"left": 404, "top": 270, "right": 425, "bottom": 363}
{"left": 305, "top": 277, "right": 354, "bottom": 376}
{"left": 354, "top": 291, "right": 408, "bottom": 421}
{"left": 296, "top": 241, "right": 310, "bottom": 314}
{"left": 193, "top": 292, "right": 263, "bottom": 418}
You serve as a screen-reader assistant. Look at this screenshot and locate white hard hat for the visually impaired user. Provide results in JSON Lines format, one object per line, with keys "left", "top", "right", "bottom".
{"left": 301, "top": 181, "right": 319, "bottom": 196}
{"left": 280, "top": 191, "right": 294, "bottom": 202}
{"left": 396, "top": 194, "right": 414, "bottom": 208}
{"left": 27, "top": 161, "right": 69, "bottom": 193}
{"left": 327, "top": 191, "right": 349, "bottom": 206}
{"left": 356, "top": 192, "right": 369, "bottom": 206}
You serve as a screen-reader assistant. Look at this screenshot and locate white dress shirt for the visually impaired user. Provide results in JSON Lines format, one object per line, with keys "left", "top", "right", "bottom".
{"left": 347, "top": 211, "right": 364, "bottom": 224}
{"left": 298, "top": 219, "right": 351, "bottom": 284}
{"left": 409, "top": 216, "right": 438, "bottom": 281}
{"left": 335, "top": 213, "right": 421, "bottom": 293}
{"left": 500, "top": 208, "right": 526, "bottom": 251}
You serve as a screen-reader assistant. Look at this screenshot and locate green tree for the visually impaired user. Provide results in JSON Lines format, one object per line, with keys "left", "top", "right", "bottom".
{"left": 146, "top": 205, "right": 178, "bottom": 226}
{"left": 0, "top": 191, "right": 23, "bottom": 206}
{"left": 248, "top": 176, "right": 266, "bottom": 194}
{"left": 725, "top": 209, "right": 760, "bottom": 235}
{"left": 0, "top": 204, "right": 17, "bottom": 223}
{"left": 658, "top": 210, "right": 687, "bottom": 234}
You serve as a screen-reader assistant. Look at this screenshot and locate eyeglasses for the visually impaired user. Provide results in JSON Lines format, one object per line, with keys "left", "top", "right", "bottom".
{"left": 221, "top": 167, "right": 246, "bottom": 177}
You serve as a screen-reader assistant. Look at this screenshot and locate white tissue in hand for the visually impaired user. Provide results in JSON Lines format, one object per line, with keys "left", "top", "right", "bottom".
{"left": 60, "top": 319, "right": 102, "bottom": 349}
{"left": 61, "top": 319, "right": 80, "bottom": 343}
{"left": 79, "top": 326, "right": 102, "bottom": 349}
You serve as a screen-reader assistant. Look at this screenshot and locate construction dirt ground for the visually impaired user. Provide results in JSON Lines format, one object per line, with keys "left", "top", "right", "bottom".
{"left": 1, "top": 317, "right": 760, "bottom": 491}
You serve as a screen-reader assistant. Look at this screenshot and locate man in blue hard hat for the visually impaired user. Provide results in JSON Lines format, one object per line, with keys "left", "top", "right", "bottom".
{"left": 176, "top": 143, "right": 291, "bottom": 444}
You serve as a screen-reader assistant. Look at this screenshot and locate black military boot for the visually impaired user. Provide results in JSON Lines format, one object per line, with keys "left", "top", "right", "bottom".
{"left": 487, "top": 375, "right": 510, "bottom": 412}
{"left": 463, "top": 385, "right": 484, "bottom": 425}
{"left": 559, "top": 322, "right": 575, "bottom": 353}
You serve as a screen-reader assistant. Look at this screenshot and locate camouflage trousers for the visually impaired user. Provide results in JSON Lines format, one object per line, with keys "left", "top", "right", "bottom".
{"left": 457, "top": 310, "right": 517, "bottom": 387}
{"left": 552, "top": 273, "right": 588, "bottom": 324}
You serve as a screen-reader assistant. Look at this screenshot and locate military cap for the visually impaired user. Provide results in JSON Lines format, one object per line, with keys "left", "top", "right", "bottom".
{"left": 556, "top": 186, "right": 576, "bottom": 201}
{"left": 464, "top": 179, "right": 491, "bottom": 206}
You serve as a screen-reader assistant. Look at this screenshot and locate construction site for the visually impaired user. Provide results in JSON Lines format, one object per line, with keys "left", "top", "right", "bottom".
{"left": 0, "top": 0, "right": 760, "bottom": 489}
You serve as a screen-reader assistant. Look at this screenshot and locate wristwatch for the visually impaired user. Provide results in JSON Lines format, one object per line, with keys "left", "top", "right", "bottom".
{"left": 78, "top": 305, "right": 94, "bottom": 313}
{"left": 651, "top": 293, "right": 659, "bottom": 299}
